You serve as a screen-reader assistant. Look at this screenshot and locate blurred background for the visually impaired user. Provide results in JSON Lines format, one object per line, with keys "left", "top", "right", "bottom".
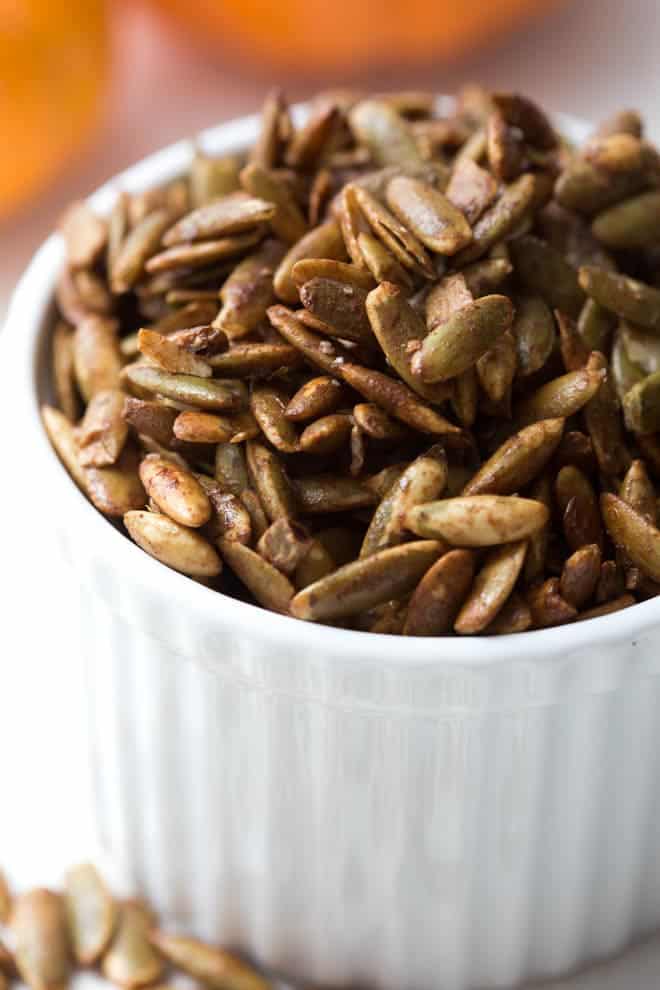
{"left": 2, "top": 0, "right": 660, "bottom": 319}
{"left": 3, "top": 3, "right": 660, "bottom": 986}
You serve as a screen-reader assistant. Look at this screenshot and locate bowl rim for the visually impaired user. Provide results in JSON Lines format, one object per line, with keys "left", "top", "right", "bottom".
{"left": 6, "top": 99, "right": 660, "bottom": 669}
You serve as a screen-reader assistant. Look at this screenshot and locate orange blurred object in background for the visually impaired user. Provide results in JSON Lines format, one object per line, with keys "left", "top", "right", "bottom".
{"left": 154, "top": 0, "right": 563, "bottom": 72}
{"left": 1, "top": 0, "right": 109, "bottom": 219}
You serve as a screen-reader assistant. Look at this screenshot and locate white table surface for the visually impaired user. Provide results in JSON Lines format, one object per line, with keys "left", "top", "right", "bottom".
{"left": 3, "top": 1, "right": 660, "bottom": 985}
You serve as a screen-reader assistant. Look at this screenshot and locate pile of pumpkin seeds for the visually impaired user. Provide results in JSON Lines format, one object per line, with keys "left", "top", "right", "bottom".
{"left": 43, "top": 87, "right": 660, "bottom": 634}
{"left": 0, "top": 866, "right": 269, "bottom": 990}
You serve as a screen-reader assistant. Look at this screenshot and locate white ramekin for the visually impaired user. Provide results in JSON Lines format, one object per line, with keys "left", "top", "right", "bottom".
{"left": 6, "top": 103, "right": 660, "bottom": 990}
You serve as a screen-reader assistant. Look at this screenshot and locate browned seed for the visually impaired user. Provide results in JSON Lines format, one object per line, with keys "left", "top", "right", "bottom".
{"left": 445, "top": 157, "right": 497, "bottom": 225}
{"left": 338, "top": 184, "right": 371, "bottom": 269}
{"left": 137, "top": 328, "right": 212, "bottom": 377}
{"left": 484, "top": 592, "right": 533, "bottom": 634}
{"left": 300, "top": 277, "right": 373, "bottom": 344}
{"left": 208, "top": 343, "right": 302, "bottom": 377}
{"left": 215, "top": 442, "right": 249, "bottom": 494}
{"left": 455, "top": 540, "right": 528, "bottom": 634}
{"left": 238, "top": 488, "right": 268, "bottom": 542}
{"left": 148, "top": 301, "right": 220, "bottom": 336}
{"left": 415, "top": 294, "right": 514, "bottom": 383}
{"left": 246, "top": 441, "right": 297, "bottom": 520}
{"left": 556, "top": 465, "right": 603, "bottom": 550}
{"left": 453, "top": 173, "right": 537, "bottom": 264}
{"left": 366, "top": 282, "right": 453, "bottom": 402}
{"left": 510, "top": 235, "right": 584, "bottom": 319}
{"left": 559, "top": 544, "right": 602, "bottom": 608}
{"left": 240, "top": 162, "right": 307, "bottom": 243}
{"left": 219, "top": 538, "right": 294, "bottom": 613}
{"left": 527, "top": 578, "right": 578, "bottom": 627}
{"left": 139, "top": 454, "right": 211, "bottom": 526}
{"left": 124, "top": 510, "right": 221, "bottom": 577}
{"left": 101, "top": 900, "right": 164, "bottom": 990}
{"left": 250, "top": 385, "right": 299, "bottom": 453}
{"left": 52, "top": 321, "right": 80, "bottom": 421}
{"left": 59, "top": 201, "right": 107, "bottom": 269}
{"left": 515, "top": 358, "right": 606, "bottom": 426}
{"left": 476, "top": 329, "right": 517, "bottom": 407}
{"left": 365, "top": 463, "right": 407, "bottom": 498}
{"left": 595, "top": 558, "right": 626, "bottom": 603}
{"left": 353, "top": 185, "right": 434, "bottom": 278}
{"left": 145, "top": 230, "right": 263, "bottom": 274}
{"left": 361, "top": 445, "right": 448, "bottom": 557}
{"left": 162, "top": 191, "right": 276, "bottom": 246}
{"left": 583, "top": 351, "right": 630, "bottom": 476}
{"left": 402, "top": 549, "right": 474, "bottom": 635}
{"left": 85, "top": 444, "right": 146, "bottom": 518}
{"left": 267, "top": 305, "right": 355, "bottom": 375}
{"left": 285, "top": 376, "right": 345, "bottom": 421}
{"left": 384, "top": 175, "right": 473, "bottom": 255}
{"left": 11, "top": 889, "right": 70, "bottom": 990}
{"left": 463, "top": 418, "right": 564, "bottom": 495}
{"left": 64, "top": 863, "right": 116, "bottom": 967}
{"left": 308, "top": 167, "right": 332, "bottom": 226}
{"left": 174, "top": 410, "right": 255, "bottom": 444}
{"left": 352, "top": 402, "right": 408, "bottom": 440}
{"left": 451, "top": 367, "right": 479, "bottom": 427}
{"left": 189, "top": 151, "right": 241, "bottom": 207}
{"left": 406, "top": 495, "right": 549, "bottom": 547}
{"left": 213, "top": 238, "right": 285, "bottom": 339}
{"left": 339, "top": 362, "right": 463, "bottom": 438}
{"left": 123, "top": 397, "right": 177, "bottom": 447}
{"left": 73, "top": 316, "right": 122, "bottom": 402}
{"left": 492, "top": 92, "right": 557, "bottom": 149}
{"left": 42, "top": 405, "right": 88, "bottom": 492}
{"left": 576, "top": 594, "right": 636, "bottom": 621}
{"left": 299, "top": 413, "right": 352, "bottom": 454}
{"left": 110, "top": 209, "right": 172, "bottom": 293}
{"left": 73, "top": 269, "right": 113, "bottom": 315}
{"left": 294, "top": 538, "right": 335, "bottom": 589}
{"left": 250, "top": 89, "right": 287, "bottom": 169}
{"left": 556, "top": 310, "right": 590, "bottom": 371}
{"left": 349, "top": 99, "right": 424, "bottom": 168}
{"left": 77, "top": 389, "right": 128, "bottom": 467}
{"left": 294, "top": 474, "right": 376, "bottom": 514}
{"left": 522, "top": 474, "right": 552, "bottom": 583}
{"left": 601, "top": 493, "right": 660, "bottom": 582}
{"left": 198, "top": 481, "right": 252, "bottom": 544}
{"left": 292, "top": 258, "right": 375, "bottom": 291}
{"left": 620, "top": 459, "right": 657, "bottom": 524}
{"left": 149, "top": 930, "right": 269, "bottom": 990}
{"left": 554, "top": 430, "right": 596, "bottom": 473}
{"left": 123, "top": 365, "right": 247, "bottom": 412}
{"left": 291, "top": 540, "right": 443, "bottom": 621}
{"left": 348, "top": 422, "right": 364, "bottom": 477}
{"left": 286, "top": 103, "right": 341, "bottom": 171}
{"left": 257, "top": 517, "right": 312, "bottom": 574}
{"left": 165, "top": 324, "right": 228, "bottom": 357}
{"left": 425, "top": 273, "right": 473, "bottom": 331}
{"left": 0, "top": 872, "right": 10, "bottom": 925}
{"left": 274, "top": 219, "right": 347, "bottom": 304}
{"left": 357, "top": 231, "right": 413, "bottom": 287}
{"left": 487, "top": 110, "right": 525, "bottom": 182}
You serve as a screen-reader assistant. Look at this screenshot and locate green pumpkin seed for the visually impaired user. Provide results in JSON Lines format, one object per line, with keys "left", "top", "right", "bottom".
{"left": 240, "top": 162, "right": 307, "bottom": 243}
{"left": 512, "top": 294, "right": 556, "bottom": 376}
{"left": 592, "top": 191, "right": 660, "bottom": 249}
{"left": 453, "top": 173, "right": 537, "bottom": 264}
{"left": 425, "top": 273, "right": 473, "bottom": 330}
{"left": 577, "top": 297, "right": 616, "bottom": 352}
{"left": 300, "top": 277, "right": 373, "bottom": 344}
{"left": 246, "top": 441, "right": 297, "bottom": 520}
{"left": 299, "top": 413, "right": 352, "bottom": 454}
{"left": 215, "top": 442, "right": 248, "bottom": 494}
{"left": 285, "top": 375, "right": 345, "bottom": 421}
{"left": 357, "top": 231, "right": 413, "bottom": 287}
{"left": 220, "top": 538, "right": 294, "bottom": 613}
{"left": 555, "top": 158, "right": 645, "bottom": 216}
{"left": 415, "top": 294, "right": 514, "bottom": 383}
{"left": 463, "top": 418, "right": 564, "bottom": 495}
{"left": 59, "top": 201, "right": 107, "bottom": 269}
{"left": 124, "top": 511, "right": 221, "bottom": 577}
{"left": 516, "top": 358, "right": 605, "bottom": 426}
{"left": 213, "top": 239, "right": 285, "bottom": 339}
{"left": 622, "top": 371, "right": 660, "bottom": 433}
{"left": 250, "top": 385, "right": 299, "bottom": 453}
{"left": 461, "top": 257, "right": 512, "bottom": 297}
{"left": 146, "top": 230, "right": 263, "bottom": 274}
{"left": 620, "top": 459, "right": 657, "bottom": 524}
{"left": 349, "top": 99, "right": 424, "bottom": 168}
{"left": 445, "top": 157, "right": 497, "bottom": 224}
{"left": 78, "top": 389, "right": 129, "bottom": 467}
{"left": 384, "top": 175, "right": 472, "bottom": 254}
{"left": 139, "top": 454, "right": 211, "bottom": 526}
{"left": 162, "top": 191, "right": 276, "bottom": 246}
{"left": 510, "top": 235, "right": 584, "bottom": 317}
{"left": 124, "top": 365, "right": 247, "bottom": 412}
{"left": 353, "top": 185, "right": 434, "bottom": 278}
{"left": 602, "top": 493, "right": 660, "bottom": 581}
{"left": 403, "top": 549, "right": 475, "bottom": 635}
{"left": 274, "top": 219, "right": 346, "bottom": 303}
{"left": 294, "top": 475, "right": 376, "bottom": 514}
{"left": 110, "top": 209, "right": 172, "bottom": 292}
{"left": 455, "top": 540, "right": 527, "bottom": 634}
{"left": 190, "top": 151, "right": 241, "bottom": 206}
{"left": 579, "top": 266, "right": 660, "bottom": 331}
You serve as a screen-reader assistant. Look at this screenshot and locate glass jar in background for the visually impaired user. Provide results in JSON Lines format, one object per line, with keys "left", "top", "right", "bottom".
{"left": 152, "top": 0, "right": 564, "bottom": 73}
{"left": 1, "top": 0, "right": 109, "bottom": 219}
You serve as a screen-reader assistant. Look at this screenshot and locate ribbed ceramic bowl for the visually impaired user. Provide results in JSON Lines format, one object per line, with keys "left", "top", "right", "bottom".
{"left": 6, "top": 104, "right": 660, "bottom": 990}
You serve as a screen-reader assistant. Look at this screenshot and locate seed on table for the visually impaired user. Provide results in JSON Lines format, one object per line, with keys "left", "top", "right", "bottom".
{"left": 124, "top": 511, "right": 222, "bottom": 578}
{"left": 406, "top": 495, "right": 549, "bottom": 547}
{"left": 64, "top": 863, "right": 116, "bottom": 966}
{"left": 150, "top": 929, "right": 270, "bottom": 990}
{"left": 11, "top": 889, "right": 70, "bottom": 990}
{"left": 101, "top": 900, "right": 164, "bottom": 990}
